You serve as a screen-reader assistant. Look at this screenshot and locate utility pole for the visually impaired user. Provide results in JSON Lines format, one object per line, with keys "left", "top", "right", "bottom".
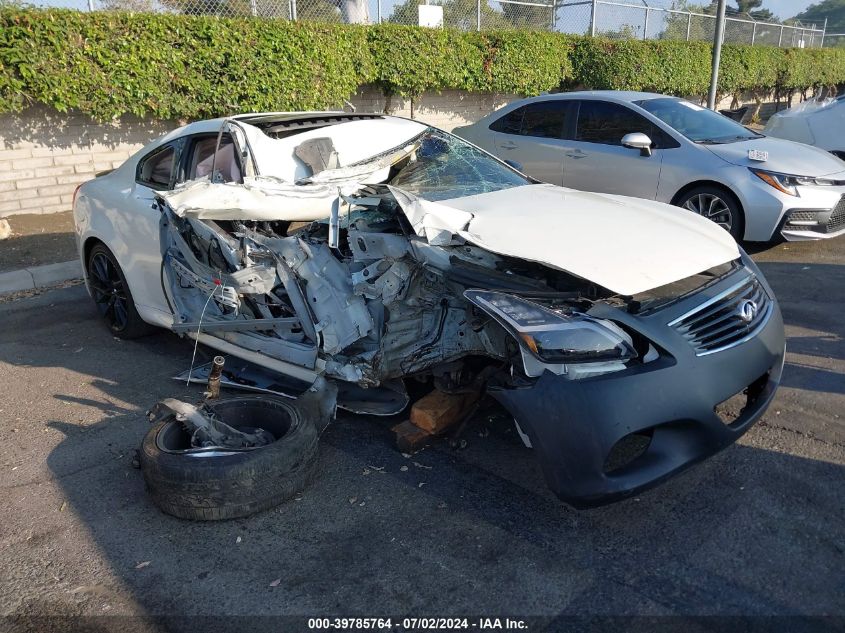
{"left": 706, "top": 0, "right": 727, "bottom": 110}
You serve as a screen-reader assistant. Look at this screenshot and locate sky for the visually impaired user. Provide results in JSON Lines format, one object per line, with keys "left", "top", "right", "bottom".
{"left": 761, "top": 0, "right": 815, "bottom": 21}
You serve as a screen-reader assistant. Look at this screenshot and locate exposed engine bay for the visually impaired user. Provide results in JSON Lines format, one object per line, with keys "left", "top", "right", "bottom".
{"left": 160, "top": 184, "right": 638, "bottom": 393}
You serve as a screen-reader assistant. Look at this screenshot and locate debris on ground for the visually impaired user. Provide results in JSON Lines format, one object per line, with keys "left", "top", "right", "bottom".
{"left": 135, "top": 561, "right": 150, "bottom": 569}
{"left": 0, "top": 278, "right": 84, "bottom": 304}
{"left": 410, "top": 389, "right": 480, "bottom": 434}
{"left": 392, "top": 420, "right": 432, "bottom": 454}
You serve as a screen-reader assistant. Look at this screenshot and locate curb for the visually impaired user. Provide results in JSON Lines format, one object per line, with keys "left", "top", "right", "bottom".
{"left": 0, "top": 260, "right": 82, "bottom": 296}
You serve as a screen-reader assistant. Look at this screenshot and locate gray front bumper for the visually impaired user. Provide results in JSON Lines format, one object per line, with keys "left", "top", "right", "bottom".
{"left": 489, "top": 262, "right": 786, "bottom": 507}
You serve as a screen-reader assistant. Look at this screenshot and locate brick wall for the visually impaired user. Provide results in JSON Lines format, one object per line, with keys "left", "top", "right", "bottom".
{"left": 0, "top": 104, "right": 178, "bottom": 218}
{"left": 0, "top": 86, "right": 795, "bottom": 218}
{"left": 348, "top": 85, "right": 520, "bottom": 132}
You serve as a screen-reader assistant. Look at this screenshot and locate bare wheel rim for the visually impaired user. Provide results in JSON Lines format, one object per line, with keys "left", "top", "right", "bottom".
{"left": 682, "top": 193, "right": 733, "bottom": 231}
{"left": 89, "top": 252, "right": 129, "bottom": 331}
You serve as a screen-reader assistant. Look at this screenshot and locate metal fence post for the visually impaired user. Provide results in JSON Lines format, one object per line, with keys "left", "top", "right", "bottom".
{"left": 821, "top": 18, "right": 827, "bottom": 47}
{"left": 643, "top": 7, "right": 649, "bottom": 39}
{"left": 87, "top": 0, "right": 94, "bottom": 10}
{"left": 550, "top": 0, "right": 556, "bottom": 31}
{"left": 778, "top": 24, "right": 783, "bottom": 47}
{"left": 707, "top": 0, "right": 726, "bottom": 110}
{"left": 477, "top": 0, "right": 481, "bottom": 31}
{"left": 751, "top": 21, "right": 756, "bottom": 45}
{"left": 686, "top": 13, "right": 692, "bottom": 40}
{"left": 589, "top": 0, "right": 597, "bottom": 36}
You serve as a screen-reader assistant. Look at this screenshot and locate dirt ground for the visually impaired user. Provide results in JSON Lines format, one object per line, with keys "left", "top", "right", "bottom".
{"left": 0, "top": 212, "right": 76, "bottom": 273}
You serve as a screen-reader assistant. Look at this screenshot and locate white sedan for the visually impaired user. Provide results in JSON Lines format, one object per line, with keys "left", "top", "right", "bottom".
{"left": 73, "top": 112, "right": 785, "bottom": 508}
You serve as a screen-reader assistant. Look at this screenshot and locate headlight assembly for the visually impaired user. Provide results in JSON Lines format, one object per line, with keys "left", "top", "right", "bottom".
{"left": 750, "top": 168, "right": 838, "bottom": 197}
{"left": 464, "top": 289, "right": 637, "bottom": 364}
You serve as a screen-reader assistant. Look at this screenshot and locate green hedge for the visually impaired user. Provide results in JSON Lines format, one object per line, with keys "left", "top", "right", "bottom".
{"left": 1, "top": 8, "right": 844, "bottom": 121}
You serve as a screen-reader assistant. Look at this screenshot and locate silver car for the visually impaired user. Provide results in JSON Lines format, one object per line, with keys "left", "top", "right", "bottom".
{"left": 454, "top": 91, "right": 845, "bottom": 241}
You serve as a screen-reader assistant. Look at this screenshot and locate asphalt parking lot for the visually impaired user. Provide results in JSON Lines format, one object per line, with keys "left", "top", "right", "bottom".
{"left": 0, "top": 238, "right": 843, "bottom": 631}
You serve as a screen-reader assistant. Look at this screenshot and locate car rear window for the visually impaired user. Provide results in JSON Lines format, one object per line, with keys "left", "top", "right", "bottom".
{"left": 490, "top": 101, "right": 569, "bottom": 139}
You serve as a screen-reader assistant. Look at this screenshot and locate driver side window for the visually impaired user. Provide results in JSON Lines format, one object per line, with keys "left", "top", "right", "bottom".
{"left": 575, "top": 101, "right": 678, "bottom": 149}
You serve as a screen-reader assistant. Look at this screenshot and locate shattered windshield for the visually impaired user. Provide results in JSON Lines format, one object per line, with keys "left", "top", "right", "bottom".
{"left": 388, "top": 128, "right": 530, "bottom": 201}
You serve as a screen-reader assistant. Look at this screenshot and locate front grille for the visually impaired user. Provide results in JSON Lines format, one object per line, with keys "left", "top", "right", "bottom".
{"left": 669, "top": 275, "right": 772, "bottom": 355}
{"left": 828, "top": 196, "right": 845, "bottom": 233}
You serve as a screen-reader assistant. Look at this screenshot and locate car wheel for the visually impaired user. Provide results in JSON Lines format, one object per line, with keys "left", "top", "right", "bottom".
{"left": 87, "top": 243, "right": 153, "bottom": 339}
{"left": 139, "top": 396, "right": 320, "bottom": 521}
{"left": 675, "top": 186, "right": 744, "bottom": 241}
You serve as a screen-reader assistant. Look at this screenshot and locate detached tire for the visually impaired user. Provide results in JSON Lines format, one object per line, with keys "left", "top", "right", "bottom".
{"left": 140, "top": 396, "right": 320, "bottom": 521}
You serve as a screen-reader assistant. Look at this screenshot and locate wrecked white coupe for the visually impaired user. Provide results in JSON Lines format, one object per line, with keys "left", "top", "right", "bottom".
{"left": 74, "top": 113, "right": 785, "bottom": 510}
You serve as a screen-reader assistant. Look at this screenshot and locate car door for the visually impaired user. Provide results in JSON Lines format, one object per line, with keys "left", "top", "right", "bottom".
{"left": 121, "top": 139, "right": 183, "bottom": 314}
{"left": 489, "top": 100, "right": 574, "bottom": 186}
{"left": 562, "top": 100, "right": 669, "bottom": 199}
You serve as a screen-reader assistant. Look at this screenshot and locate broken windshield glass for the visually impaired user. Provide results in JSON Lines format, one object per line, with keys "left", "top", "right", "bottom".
{"left": 388, "top": 129, "right": 529, "bottom": 201}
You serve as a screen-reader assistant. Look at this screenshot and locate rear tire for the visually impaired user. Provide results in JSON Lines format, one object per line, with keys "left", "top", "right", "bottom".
{"left": 86, "top": 243, "right": 154, "bottom": 339}
{"left": 139, "top": 396, "right": 320, "bottom": 521}
{"left": 675, "top": 186, "right": 745, "bottom": 241}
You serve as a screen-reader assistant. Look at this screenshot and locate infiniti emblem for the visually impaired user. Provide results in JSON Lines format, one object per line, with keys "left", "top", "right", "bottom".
{"left": 738, "top": 300, "right": 758, "bottom": 324}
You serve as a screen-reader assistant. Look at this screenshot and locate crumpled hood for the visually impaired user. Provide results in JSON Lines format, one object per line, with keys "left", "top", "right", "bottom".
{"left": 706, "top": 136, "right": 845, "bottom": 177}
{"left": 430, "top": 184, "right": 740, "bottom": 296}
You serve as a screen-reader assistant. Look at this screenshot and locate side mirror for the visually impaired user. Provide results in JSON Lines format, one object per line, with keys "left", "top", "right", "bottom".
{"left": 504, "top": 159, "right": 523, "bottom": 171}
{"left": 622, "top": 132, "right": 653, "bottom": 157}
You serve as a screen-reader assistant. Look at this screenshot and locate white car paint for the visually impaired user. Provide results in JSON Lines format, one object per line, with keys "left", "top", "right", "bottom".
{"left": 437, "top": 184, "right": 739, "bottom": 296}
{"left": 764, "top": 98, "right": 845, "bottom": 156}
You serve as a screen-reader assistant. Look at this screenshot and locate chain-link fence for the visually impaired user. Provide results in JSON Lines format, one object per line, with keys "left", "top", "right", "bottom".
{"left": 557, "top": 0, "right": 826, "bottom": 47}
{"left": 25, "top": 0, "right": 555, "bottom": 28}
{"left": 824, "top": 33, "right": 845, "bottom": 47}
{"left": 11, "top": 0, "right": 829, "bottom": 44}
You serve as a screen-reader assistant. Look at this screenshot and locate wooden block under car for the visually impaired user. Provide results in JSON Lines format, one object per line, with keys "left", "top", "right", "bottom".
{"left": 409, "top": 389, "right": 480, "bottom": 434}
{"left": 392, "top": 420, "right": 432, "bottom": 454}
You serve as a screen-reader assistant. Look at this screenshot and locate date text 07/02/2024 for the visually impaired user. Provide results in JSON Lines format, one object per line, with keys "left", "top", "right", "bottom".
{"left": 307, "top": 617, "right": 529, "bottom": 630}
